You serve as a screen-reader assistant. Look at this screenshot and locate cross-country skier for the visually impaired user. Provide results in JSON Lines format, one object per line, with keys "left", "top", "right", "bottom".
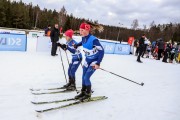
{"left": 57, "top": 29, "right": 82, "bottom": 90}
{"left": 73, "top": 22, "right": 104, "bottom": 100}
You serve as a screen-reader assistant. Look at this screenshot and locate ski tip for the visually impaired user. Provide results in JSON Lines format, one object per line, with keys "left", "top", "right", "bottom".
{"left": 31, "top": 101, "right": 38, "bottom": 104}
{"left": 31, "top": 92, "right": 37, "bottom": 95}
{"left": 29, "top": 88, "right": 33, "bottom": 91}
{"left": 102, "top": 96, "right": 108, "bottom": 99}
{"left": 36, "top": 110, "right": 43, "bottom": 113}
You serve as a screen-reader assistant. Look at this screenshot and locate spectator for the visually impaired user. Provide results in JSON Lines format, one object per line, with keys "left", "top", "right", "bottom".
{"left": 162, "top": 43, "right": 171, "bottom": 63}
{"left": 134, "top": 39, "right": 139, "bottom": 56}
{"left": 50, "top": 24, "right": 60, "bottom": 56}
{"left": 142, "top": 38, "right": 150, "bottom": 58}
{"left": 169, "top": 46, "right": 176, "bottom": 63}
{"left": 45, "top": 25, "right": 51, "bottom": 36}
{"left": 137, "top": 34, "right": 145, "bottom": 63}
{"left": 146, "top": 44, "right": 151, "bottom": 58}
{"left": 156, "top": 38, "right": 164, "bottom": 60}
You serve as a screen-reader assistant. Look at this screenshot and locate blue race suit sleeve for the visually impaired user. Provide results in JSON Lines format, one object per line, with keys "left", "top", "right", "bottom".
{"left": 76, "top": 41, "right": 82, "bottom": 47}
{"left": 93, "top": 39, "right": 104, "bottom": 65}
{"left": 67, "top": 46, "right": 76, "bottom": 54}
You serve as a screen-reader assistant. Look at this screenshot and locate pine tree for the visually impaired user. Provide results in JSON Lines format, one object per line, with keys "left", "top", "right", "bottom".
{"left": 0, "top": 0, "right": 6, "bottom": 27}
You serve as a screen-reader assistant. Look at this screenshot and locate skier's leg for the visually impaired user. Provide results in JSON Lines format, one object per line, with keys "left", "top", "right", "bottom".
{"left": 79, "top": 65, "right": 96, "bottom": 100}
{"left": 63, "top": 63, "right": 73, "bottom": 88}
{"left": 75, "top": 61, "right": 89, "bottom": 99}
{"left": 67, "top": 60, "right": 81, "bottom": 90}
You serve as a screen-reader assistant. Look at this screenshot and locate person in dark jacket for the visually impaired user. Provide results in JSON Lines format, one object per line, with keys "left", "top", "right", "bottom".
{"left": 45, "top": 25, "right": 51, "bottom": 36}
{"left": 137, "top": 34, "right": 145, "bottom": 63}
{"left": 157, "top": 38, "right": 164, "bottom": 60}
{"left": 134, "top": 39, "right": 139, "bottom": 56}
{"left": 50, "top": 24, "right": 60, "bottom": 56}
{"left": 162, "top": 43, "right": 171, "bottom": 63}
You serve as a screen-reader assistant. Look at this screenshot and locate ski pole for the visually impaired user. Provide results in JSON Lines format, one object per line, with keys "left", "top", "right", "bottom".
{"left": 99, "top": 68, "right": 144, "bottom": 86}
{"left": 59, "top": 47, "right": 67, "bottom": 83}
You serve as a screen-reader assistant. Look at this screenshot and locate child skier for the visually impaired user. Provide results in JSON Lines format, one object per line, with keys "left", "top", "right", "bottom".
{"left": 57, "top": 29, "right": 82, "bottom": 90}
{"left": 74, "top": 22, "right": 104, "bottom": 100}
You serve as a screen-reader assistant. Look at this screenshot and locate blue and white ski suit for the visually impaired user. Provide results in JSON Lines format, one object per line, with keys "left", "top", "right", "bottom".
{"left": 76, "top": 34, "right": 104, "bottom": 86}
{"left": 66, "top": 39, "right": 82, "bottom": 79}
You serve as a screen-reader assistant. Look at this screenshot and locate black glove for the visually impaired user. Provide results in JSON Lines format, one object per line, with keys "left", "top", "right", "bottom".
{"left": 73, "top": 44, "right": 78, "bottom": 49}
{"left": 56, "top": 43, "right": 61, "bottom": 46}
{"left": 61, "top": 44, "right": 67, "bottom": 50}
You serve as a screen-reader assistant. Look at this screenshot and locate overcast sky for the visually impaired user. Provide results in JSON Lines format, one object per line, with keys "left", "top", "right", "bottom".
{"left": 14, "top": 0, "right": 180, "bottom": 28}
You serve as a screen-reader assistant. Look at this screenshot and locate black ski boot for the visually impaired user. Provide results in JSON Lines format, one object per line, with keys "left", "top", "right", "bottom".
{"left": 79, "top": 85, "right": 91, "bottom": 101}
{"left": 66, "top": 77, "right": 76, "bottom": 90}
{"left": 79, "top": 92, "right": 91, "bottom": 101}
{"left": 62, "top": 77, "right": 73, "bottom": 88}
{"left": 66, "top": 83, "right": 76, "bottom": 90}
{"left": 75, "top": 85, "right": 86, "bottom": 99}
{"left": 62, "top": 83, "right": 71, "bottom": 88}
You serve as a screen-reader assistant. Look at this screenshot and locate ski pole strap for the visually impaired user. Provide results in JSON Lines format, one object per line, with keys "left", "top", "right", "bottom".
{"left": 99, "top": 68, "right": 144, "bottom": 86}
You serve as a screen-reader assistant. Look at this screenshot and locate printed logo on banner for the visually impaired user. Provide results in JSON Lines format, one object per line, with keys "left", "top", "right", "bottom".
{"left": 0, "top": 34, "right": 27, "bottom": 51}
{"left": 0, "top": 37, "right": 22, "bottom": 46}
{"left": 114, "top": 44, "right": 130, "bottom": 55}
{"left": 100, "top": 41, "right": 115, "bottom": 54}
{"left": 117, "top": 46, "right": 129, "bottom": 52}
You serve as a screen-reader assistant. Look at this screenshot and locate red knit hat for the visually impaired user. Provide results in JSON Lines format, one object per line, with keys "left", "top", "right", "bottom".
{"left": 65, "top": 29, "right": 74, "bottom": 38}
{"left": 80, "top": 23, "right": 91, "bottom": 31}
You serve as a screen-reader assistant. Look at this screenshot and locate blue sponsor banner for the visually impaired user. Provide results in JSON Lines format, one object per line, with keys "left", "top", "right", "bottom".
{"left": 114, "top": 44, "right": 130, "bottom": 55}
{"left": 100, "top": 41, "right": 116, "bottom": 54}
{"left": 0, "top": 33, "right": 27, "bottom": 51}
{"left": 99, "top": 40, "right": 130, "bottom": 55}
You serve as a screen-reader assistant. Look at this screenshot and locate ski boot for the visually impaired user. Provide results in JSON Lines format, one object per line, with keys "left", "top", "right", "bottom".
{"left": 62, "top": 77, "right": 73, "bottom": 89}
{"left": 79, "top": 92, "right": 91, "bottom": 102}
{"left": 66, "top": 77, "right": 76, "bottom": 90}
{"left": 62, "top": 83, "right": 71, "bottom": 89}
{"left": 66, "top": 83, "right": 76, "bottom": 91}
{"left": 79, "top": 85, "right": 91, "bottom": 101}
{"left": 75, "top": 85, "right": 86, "bottom": 99}
{"left": 75, "top": 91, "right": 86, "bottom": 99}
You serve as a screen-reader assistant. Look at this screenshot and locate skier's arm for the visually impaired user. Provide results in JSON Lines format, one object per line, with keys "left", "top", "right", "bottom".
{"left": 93, "top": 39, "right": 104, "bottom": 65}
{"left": 67, "top": 46, "right": 76, "bottom": 54}
{"left": 74, "top": 41, "right": 82, "bottom": 49}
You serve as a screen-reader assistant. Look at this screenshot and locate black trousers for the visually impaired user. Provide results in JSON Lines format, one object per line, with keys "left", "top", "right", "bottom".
{"left": 51, "top": 42, "right": 57, "bottom": 55}
{"left": 141, "top": 45, "right": 147, "bottom": 57}
{"left": 135, "top": 47, "right": 139, "bottom": 55}
{"left": 158, "top": 49, "right": 163, "bottom": 60}
{"left": 162, "top": 52, "right": 168, "bottom": 62}
{"left": 137, "top": 47, "right": 143, "bottom": 61}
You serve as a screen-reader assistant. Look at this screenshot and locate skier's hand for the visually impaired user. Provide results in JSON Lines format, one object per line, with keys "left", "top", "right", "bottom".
{"left": 72, "top": 43, "right": 79, "bottom": 49}
{"left": 73, "top": 44, "right": 78, "bottom": 49}
{"left": 93, "top": 64, "right": 100, "bottom": 69}
{"left": 61, "top": 44, "right": 67, "bottom": 50}
{"left": 57, "top": 43, "right": 61, "bottom": 46}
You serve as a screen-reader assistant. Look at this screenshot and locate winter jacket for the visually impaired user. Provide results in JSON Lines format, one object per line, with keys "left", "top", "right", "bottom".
{"left": 138, "top": 37, "right": 145, "bottom": 49}
{"left": 50, "top": 27, "right": 60, "bottom": 42}
{"left": 157, "top": 39, "right": 164, "bottom": 50}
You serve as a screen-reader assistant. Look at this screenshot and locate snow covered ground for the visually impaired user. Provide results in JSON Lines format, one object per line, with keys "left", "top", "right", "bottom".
{"left": 0, "top": 36, "right": 180, "bottom": 120}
